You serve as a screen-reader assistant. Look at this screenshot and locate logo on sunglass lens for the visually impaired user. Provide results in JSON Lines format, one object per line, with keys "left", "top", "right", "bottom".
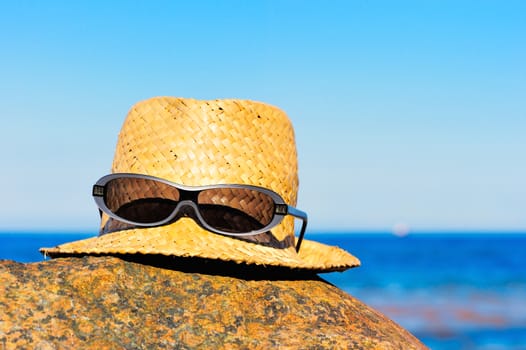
{"left": 275, "top": 204, "right": 288, "bottom": 215}
{"left": 92, "top": 185, "right": 105, "bottom": 197}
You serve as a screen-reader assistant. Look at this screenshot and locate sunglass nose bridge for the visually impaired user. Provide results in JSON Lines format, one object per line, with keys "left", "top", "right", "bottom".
{"left": 179, "top": 202, "right": 196, "bottom": 217}
{"left": 169, "top": 200, "right": 201, "bottom": 223}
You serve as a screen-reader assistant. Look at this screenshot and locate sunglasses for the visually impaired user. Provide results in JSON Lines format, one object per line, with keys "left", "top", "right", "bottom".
{"left": 92, "top": 173, "right": 308, "bottom": 252}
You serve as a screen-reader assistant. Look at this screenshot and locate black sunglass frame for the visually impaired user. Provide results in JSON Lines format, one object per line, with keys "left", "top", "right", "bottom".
{"left": 92, "top": 173, "right": 308, "bottom": 252}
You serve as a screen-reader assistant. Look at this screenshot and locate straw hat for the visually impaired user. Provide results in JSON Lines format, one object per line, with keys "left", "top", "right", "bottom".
{"left": 40, "top": 97, "right": 360, "bottom": 272}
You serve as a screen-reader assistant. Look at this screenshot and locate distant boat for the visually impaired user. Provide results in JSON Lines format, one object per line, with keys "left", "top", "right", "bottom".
{"left": 392, "top": 223, "right": 410, "bottom": 237}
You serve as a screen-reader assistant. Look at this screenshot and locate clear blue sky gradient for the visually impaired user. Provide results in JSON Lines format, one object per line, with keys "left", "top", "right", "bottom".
{"left": 1, "top": 1, "right": 524, "bottom": 232}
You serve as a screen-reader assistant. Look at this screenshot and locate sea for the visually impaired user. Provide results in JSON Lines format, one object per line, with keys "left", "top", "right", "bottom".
{"left": 1, "top": 232, "right": 525, "bottom": 350}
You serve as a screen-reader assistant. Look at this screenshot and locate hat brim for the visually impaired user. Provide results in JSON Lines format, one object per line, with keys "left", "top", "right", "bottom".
{"left": 40, "top": 219, "right": 360, "bottom": 273}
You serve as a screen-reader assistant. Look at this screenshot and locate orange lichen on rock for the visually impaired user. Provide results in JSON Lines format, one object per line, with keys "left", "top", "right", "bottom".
{"left": 0, "top": 256, "right": 427, "bottom": 349}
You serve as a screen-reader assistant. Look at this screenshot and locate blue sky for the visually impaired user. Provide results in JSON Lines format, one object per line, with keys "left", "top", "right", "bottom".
{"left": 0, "top": 1, "right": 524, "bottom": 233}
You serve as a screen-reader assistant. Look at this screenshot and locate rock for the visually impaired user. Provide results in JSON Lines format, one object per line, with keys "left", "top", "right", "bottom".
{"left": 0, "top": 256, "right": 427, "bottom": 349}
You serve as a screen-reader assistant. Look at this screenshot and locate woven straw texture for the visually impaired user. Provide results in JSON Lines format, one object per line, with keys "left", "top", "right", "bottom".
{"left": 41, "top": 97, "right": 360, "bottom": 272}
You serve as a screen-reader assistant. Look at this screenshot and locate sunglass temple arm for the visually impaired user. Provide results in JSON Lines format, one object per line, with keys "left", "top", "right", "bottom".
{"left": 287, "top": 206, "right": 308, "bottom": 252}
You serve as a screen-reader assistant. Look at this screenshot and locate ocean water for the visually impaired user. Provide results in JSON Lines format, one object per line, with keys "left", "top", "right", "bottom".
{"left": 1, "top": 232, "right": 525, "bottom": 349}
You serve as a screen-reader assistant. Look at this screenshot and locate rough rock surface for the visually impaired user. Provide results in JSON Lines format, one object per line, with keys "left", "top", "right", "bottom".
{"left": 0, "top": 256, "right": 427, "bottom": 349}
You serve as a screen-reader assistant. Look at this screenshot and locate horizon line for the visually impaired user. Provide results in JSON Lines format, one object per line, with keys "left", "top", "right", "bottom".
{"left": 1, "top": 229, "right": 525, "bottom": 235}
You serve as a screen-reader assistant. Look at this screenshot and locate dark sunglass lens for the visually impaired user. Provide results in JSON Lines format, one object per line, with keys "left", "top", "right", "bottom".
{"left": 113, "top": 198, "right": 178, "bottom": 224}
{"left": 197, "top": 188, "right": 275, "bottom": 233}
{"left": 104, "top": 177, "right": 180, "bottom": 224}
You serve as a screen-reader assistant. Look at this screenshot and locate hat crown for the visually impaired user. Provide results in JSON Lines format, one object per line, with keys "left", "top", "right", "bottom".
{"left": 112, "top": 97, "right": 299, "bottom": 205}
{"left": 109, "top": 97, "right": 299, "bottom": 242}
